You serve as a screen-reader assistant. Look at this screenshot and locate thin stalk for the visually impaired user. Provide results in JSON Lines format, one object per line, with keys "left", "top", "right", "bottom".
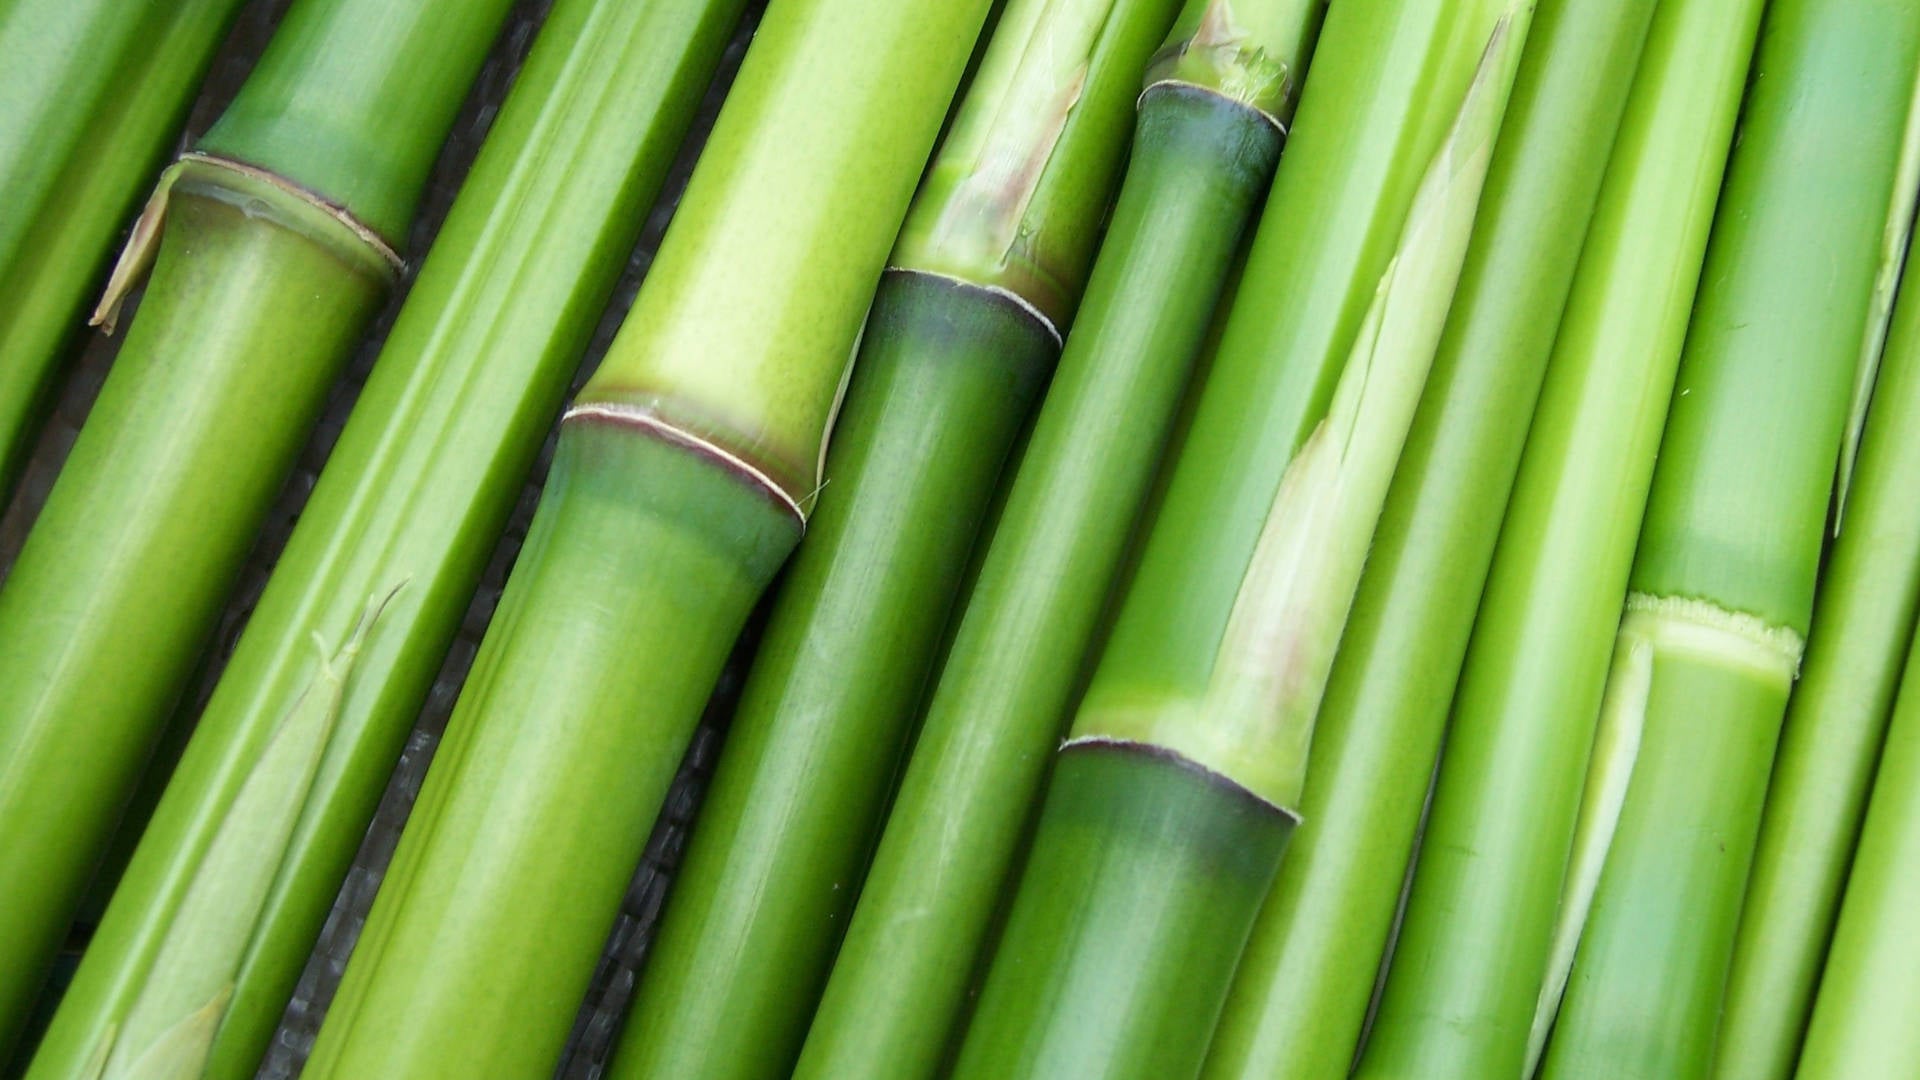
{"left": 0, "top": 0, "right": 516, "bottom": 1048}
{"left": 1201, "top": 0, "right": 1657, "bottom": 1074}
{"left": 794, "top": 1, "right": 1324, "bottom": 1075}
{"left": 0, "top": 0, "right": 246, "bottom": 503}
{"left": 607, "top": 1, "right": 1181, "bottom": 1076}
{"left": 300, "top": 1, "right": 993, "bottom": 1074}
{"left": 1717, "top": 64, "right": 1920, "bottom": 1080}
{"left": 1353, "top": 0, "right": 1764, "bottom": 1072}
{"left": 1536, "top": 3, "right": 1920, "bottom": 1074}
{"left": 1794, "top": 628, "right": 1920, "bottom": 1078}
{"left": 953, "top": 23, "right": 1522, "bottom": 1076}
{"left": 20, "top": 0, "right": 747, "bottom": 1076}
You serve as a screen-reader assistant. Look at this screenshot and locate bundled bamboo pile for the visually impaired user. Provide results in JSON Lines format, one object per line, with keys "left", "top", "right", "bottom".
{"left": 3, "top": 0, "right": 1920, "bottom": 1077}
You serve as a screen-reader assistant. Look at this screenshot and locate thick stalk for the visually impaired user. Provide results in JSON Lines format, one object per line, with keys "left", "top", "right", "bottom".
{"left": 302, "top": 0, "right": 993, "bottom": 1073}
{"left": 0, "top": 0, "right": 245, "bottom": 502}
{"left": 0, "top": 0, "right": 515, "bottom": 1054}
{"left": 1795, "top": 631, "right": 1920, "bottom": 1079}
{"left": 1353, "top": 0, "right": 1764, "bottom": 1072}
{"left": 1717, "top": 67, "right": 1920, "bottom": 1080}
{"left": 958, "top": 19, "right": 1521, "bottom": 1078}
{"left": 606, "top": 2, "right": 1178, "bottom": 1074}
{"left": 1537, "top": 3, "right": 1920, "bottom": 1074}
{"left": 952, "top": 743, "right": 1293, "bottom": 1080}
{"left": 1201, "top": 0, "right": 1657, "bottom": 1074}
{"left": 793, "top": 1, "right": 1322, "bottom": 1073}
{"left": 21, "top": 0, "right": 747, "bottom": 1076}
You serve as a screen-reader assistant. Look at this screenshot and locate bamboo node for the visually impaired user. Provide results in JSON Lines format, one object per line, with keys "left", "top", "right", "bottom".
{"left": 561, "top": 403, "right": 808, "bottom": 525}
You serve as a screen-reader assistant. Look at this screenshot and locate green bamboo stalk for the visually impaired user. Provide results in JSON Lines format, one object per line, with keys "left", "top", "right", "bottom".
{"left": 793, "top": 2, "right": 1323, "bottom": 1075}
{"left": 19, "top": 0, "right": 747, "bottom": 1076}
{"left": 0, "top": 0, "right": 246, "bottom": 503}
{"left": 299, "top": 2, "right": 993, "bottom": 1074}
{"left": 1795, "top": 628, "right": 1920, "bottom": 1078}
{"left": 1352, "top": 0, "right": 1764, "bottom": 1073}
{"left": 1715, "top": 70, "right": 1920, "bottom": 1080}
{"left": 606, "top": 2, "right": 1181, "bottom": 1076}
{"left": 1200, "top": 1, "right": 1656, "bottom": 1075}
{"left": 0, "top": 0, "right": 515, "bottom": 1054}
{"left": 952, "top": 22, "right": 1521, "bottom": 1076}
{"left": 1534, "top": 4, "right": 1920, "bottom": 1074}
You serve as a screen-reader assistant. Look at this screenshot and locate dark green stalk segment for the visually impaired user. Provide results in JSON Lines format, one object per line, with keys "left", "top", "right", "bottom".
{"left": 21, "top": 0, "right": 747, "bottom": 1074}
{"left": 1796, "top": 631, "right": 1920, "bottom": 1079}
{"left": 1354, "top": 0, "right": 1765, "bottom": 1072}
{"left": 607, "top": 272, "right": 1056, "bottom": 1080}
{"left": 0, "top": 169, "right": 391, "bottom": 1056}
{"left": 796, "top": 79, "right": 1291, "bottom": 1080}
{"left": 608, "top": 0, "right": 1182, "bottom": 1069}
{"left": 1541, "top": 2, "right": 1920, "bottom": 1074}
{"left": 302, "top": 425, "right": 796, "bottom": 1078}
{"left": 1200, "top": 0, "right": 1657, "bottom": 1073}
{"left": 0, "top": 0, "right": 245, "bottom": 502}
{"left": 1722, "top": 251, "right": 1920, "bottom": 1080}
{"left": 306, "top": 0, "right": 994, "bottom": 1069}
{"left": 950, "top": 741, "right": 1293, "bottom": 1080}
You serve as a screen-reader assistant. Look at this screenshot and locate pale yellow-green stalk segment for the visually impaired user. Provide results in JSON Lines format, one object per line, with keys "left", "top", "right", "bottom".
{"left": 88, "top": 587, "right": 400, "bottom": 1080}
{"left": 1072, "top": 10, "right": 1526, "bottom": 811}
{"left": 1836, "top": 63, "right": 1920, "bottom": 523}
{"left": 1524, "top": 593, "right": 1803, "bottom": 1072}
{"left": 1146, "top": 0, "right": 1313, "bottom": 122}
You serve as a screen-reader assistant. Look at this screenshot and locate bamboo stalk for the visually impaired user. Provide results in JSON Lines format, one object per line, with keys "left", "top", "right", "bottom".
{"left": 793, "top": 2, "right": 1323, "bottom": 1075}
{"left": 605, "top": 2, "right": 1182, "bottom": 1077}
{"left": 18, "top": 1, "right": 747, "bottom": 1076}
{"left": 1715, "top": 62, "right": 1920, "bottom": 1080}
{"left": 0, "top": 0, "right": 516, "bottom": 1050}
{"left": 0, "top": 0, "right": 245, "bottom": 503}
{"left": 1534, "top": 3, "right": 1920, "bottom": 1074}
{"left": 299, "top": 1, "right": 994, "bottom": 1074}
{"left": 1352, "top": 0, "right": 1765, "bottom": 1073}
{"left": 951, "top": 20, "right": 1522, "bottom": 1075}
{"left": 1200, "top": 1, "right": 1656, "bottom": 1074}
{"left": 1795, "top": 625, "right": 1920, "bottom": 1078}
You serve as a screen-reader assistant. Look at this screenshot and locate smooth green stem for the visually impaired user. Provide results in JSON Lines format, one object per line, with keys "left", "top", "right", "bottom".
{"left": 1724, "top": 291, "right": 1920, "bottom": 1078}
{"left": 1795, "top": 631, "right": 1920, "bottom": 1079}
{"left": 609, "top": 1, "right": 1179, "bottom": 1068}
{"left": 0, "top": 0, "right": 245, "bottom": 502}
{"left": 1540, "top": 605, "right": 1795, "bottom": 1079}
{"left": 1202, "top": 0, "right": 1657, "bottom": 1072}
{"left": 21, "top": 0, "right": 747, "bottom": 1075}
{"left": 305, "top": 0, "right": 994, "bottom": 1070}
{"left": 1719, "top": 41, "right": 1920, "bottom": 1080}
{"left": 301, "top": 426, "right": 796, "bottom": 1078}
{"left": 951, "top": 742, "right": 1293, "bottom": 1080}
{"left": 0, "top": 172, "right": 390, "bottom": 1056}
{"left": 794, "top": 78, "right": 1293, "bottom": 1080}
{"left": 1354, "top": 0, "right": 1764, "bottom": 1071}
{"left": 608, "top": 273, "right": 1057, "bottom": 1080}
{"left": 1544, "top": 1, "right": 1920, "bottom": 1073}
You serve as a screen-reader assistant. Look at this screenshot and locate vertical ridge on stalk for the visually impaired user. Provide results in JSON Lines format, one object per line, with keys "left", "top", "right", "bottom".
{"left": 793, "top": 2, "right": 1325, "bottom": 1075}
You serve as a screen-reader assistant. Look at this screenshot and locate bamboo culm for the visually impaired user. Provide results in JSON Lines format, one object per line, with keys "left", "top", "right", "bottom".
{"left": 18, "top": 0, "right": 749, "bottom": 1076}
{"left": 301, "top": 0, "right": 995, "bottom": 1073}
